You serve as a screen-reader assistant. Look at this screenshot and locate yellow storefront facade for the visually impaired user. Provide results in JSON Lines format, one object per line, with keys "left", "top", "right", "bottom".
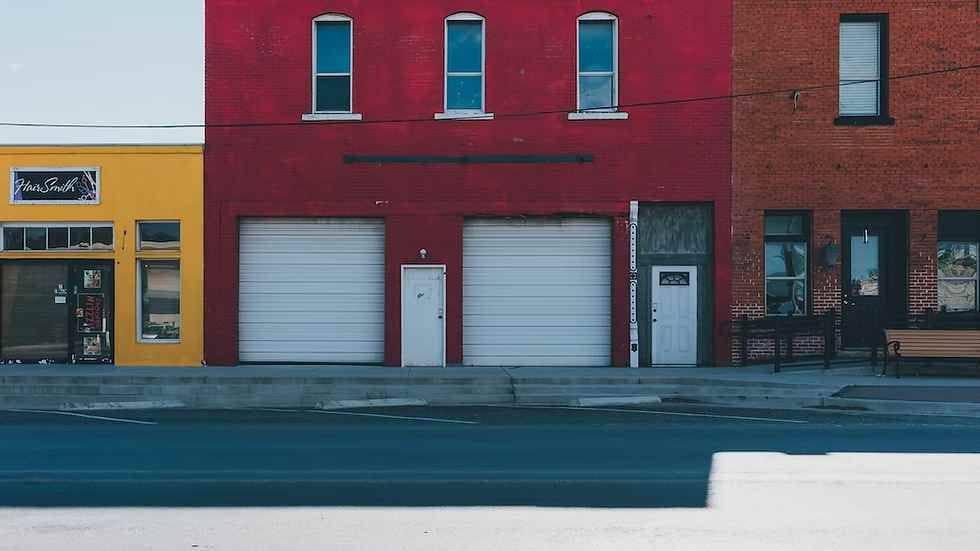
{"left": 0, "top": 145, "right": 203, "bottom": 366}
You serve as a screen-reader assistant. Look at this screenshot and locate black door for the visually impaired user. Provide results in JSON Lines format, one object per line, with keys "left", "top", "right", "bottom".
{"left": 70, "top": 263, "right": 114, "bottom": 364}
{"left": 0, "top": 263, "right": 72, "bottom": 363}
{"left": 841, "top": 213, "right": 908, "bottom": 348}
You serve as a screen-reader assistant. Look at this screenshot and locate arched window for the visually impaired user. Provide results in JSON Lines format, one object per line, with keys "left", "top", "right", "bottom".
{"left": 576, "top": 12, "right": 619, "bottom": 113}
{"left": 312, "top": 13, "right": 354, "bottom": 115}
{"left": 438, "top": 12, "right": 491, "bottom": 119}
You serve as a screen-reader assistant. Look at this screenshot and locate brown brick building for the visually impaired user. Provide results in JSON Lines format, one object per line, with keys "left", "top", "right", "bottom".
{"left": 732, "top": 1, "right": 980, "bottom": 362}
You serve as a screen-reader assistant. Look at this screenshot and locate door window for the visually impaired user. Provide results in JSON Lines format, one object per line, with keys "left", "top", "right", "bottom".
{"left": 849, "top": 235, "right": 880, "bottom": 296}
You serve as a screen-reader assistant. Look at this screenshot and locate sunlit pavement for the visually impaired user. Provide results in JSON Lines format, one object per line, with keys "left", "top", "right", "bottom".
{"left": 1, "top": 405, "right": 979, "bottom": 550}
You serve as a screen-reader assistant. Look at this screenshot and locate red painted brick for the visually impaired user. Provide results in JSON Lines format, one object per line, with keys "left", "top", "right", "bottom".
{"left": 205, "top": 1, "right": 734, "bottom": 366}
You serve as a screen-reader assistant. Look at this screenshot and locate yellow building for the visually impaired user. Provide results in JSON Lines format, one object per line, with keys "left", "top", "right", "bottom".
{"left": 0, "top": 145, "right": 203, "bottom": 366}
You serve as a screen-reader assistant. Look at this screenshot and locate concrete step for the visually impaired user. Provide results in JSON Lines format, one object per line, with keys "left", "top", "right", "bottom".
{"left": 670, "top": 395, "right": 823, "bottom": 409}
{"left": 514, "top": 383, "right": 840, "bottom": 398}
{"left": 821, "top": 397, "right": 980, "bottom": 418}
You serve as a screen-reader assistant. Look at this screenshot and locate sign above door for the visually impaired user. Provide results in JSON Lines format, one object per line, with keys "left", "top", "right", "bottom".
{"left": 10, "top": 168, "right": 101, "bottom": 205}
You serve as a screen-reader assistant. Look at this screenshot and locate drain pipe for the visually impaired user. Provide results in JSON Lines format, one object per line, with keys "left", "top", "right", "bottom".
{"left": 629, "top": 201, "right": 639, "bottom": 368}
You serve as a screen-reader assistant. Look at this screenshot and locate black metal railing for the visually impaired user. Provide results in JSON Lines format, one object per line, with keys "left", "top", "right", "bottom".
{"left": 732, "top": 311, "right": 838, "bottom": 372}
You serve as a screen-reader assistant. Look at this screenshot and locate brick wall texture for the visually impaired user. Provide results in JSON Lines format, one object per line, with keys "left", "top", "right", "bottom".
{"left": 732, "top": 1, "right": 980, "bottom": 363}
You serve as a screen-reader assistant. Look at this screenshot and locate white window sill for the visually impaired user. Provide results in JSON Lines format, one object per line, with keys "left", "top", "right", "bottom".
{"left": 302, "top": 113, "right": 363, "bottom": 122}
{"left": 434, "top": 112, "right": 495, "bottom": 121}
{"left": 567, "top": 111, "right": 629, "bottom": 121}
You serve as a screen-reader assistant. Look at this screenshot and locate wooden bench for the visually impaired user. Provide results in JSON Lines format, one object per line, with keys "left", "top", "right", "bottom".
{"left": 884, "top": 329, "right": 980, "bottom": 378}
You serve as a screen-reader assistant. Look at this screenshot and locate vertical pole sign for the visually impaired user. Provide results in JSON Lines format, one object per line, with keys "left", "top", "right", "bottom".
{"left": 629, "top": 201, "right": 639, "bottom": 368}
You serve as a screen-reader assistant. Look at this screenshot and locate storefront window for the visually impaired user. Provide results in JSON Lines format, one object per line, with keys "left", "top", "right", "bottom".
{"left": 765, "top": 213, "right": 809, "bottom": 316}
{"left": 938, "top": 242, "right": 978, "bottom": 312}
{"left": 139, "top": 261, "right": 180, "bottom": 342}
{"left": 938, "top": 211, "right": 980, "bottom": 313}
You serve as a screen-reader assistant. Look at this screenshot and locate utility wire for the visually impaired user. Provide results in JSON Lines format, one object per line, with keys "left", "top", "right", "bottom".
{"left": 1, "top": 62, "right": 977, "bottom": 129}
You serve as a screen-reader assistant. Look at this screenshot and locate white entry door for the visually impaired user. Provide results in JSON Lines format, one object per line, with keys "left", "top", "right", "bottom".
{"left": 651, "top": 266, "right": 698, "bottom": 366}
{"left": 401, "top": 266, "right": 446, "bottom": 367}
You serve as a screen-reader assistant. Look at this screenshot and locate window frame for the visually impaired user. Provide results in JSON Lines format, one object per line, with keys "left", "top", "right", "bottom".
{"left": 938, "top": 241, "right": 979, "bottom": 313}
{"left": 764, "top": 212, "right": 811, "bottom": 317}
{"left": 0, "top": 222, "right": 114, "bottom": 252}
{"left": 437, "top": 12, "right": 490, "bottom": 120}
{"left": 574, "top": 11, "right": 621, "bottom": 117}
{"left": 137, "top": 259, "right": 182, "bottom": 344}
{"left": 136, "top": 220, "right": 181, "bottom": 252}
{"left": 309, "top": 13, "right": 357, "bottom": 118}
{"left": 835, "top": 13, "right": 894, "bottom": 126}
{"left": 937, "top": 212, "right": 980, "bottom": 313}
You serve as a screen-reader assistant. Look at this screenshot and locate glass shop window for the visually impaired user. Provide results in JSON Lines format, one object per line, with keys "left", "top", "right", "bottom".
{"left": 765, "top": 213, "right": 809, "bottom": 316}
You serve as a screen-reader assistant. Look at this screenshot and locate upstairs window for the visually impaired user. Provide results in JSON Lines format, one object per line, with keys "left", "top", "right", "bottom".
{"left": 444, "top": 13, "right": 486, "bottom": 114}
{"left": 765, "top": 213, "right": 809, "bottom": 316}
{"left": 313, "top": 14, "right": 353, "bottom": 113}
{"left": 837, "top": 14, "right": 892, "bottom": 124}
{"left": 577, "top": 12, "right": 618, "bottom": 112}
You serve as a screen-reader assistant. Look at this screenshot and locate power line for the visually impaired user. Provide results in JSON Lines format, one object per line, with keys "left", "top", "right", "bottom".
{"left": 1, "top": 62, "right": 978, "bottom": 130}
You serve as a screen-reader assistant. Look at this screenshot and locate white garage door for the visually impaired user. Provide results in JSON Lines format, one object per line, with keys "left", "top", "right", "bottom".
{"left": 463, "top": 218, "right": 612, "bottom": 366}
{"left": 239, "top": 219, "right": 384, "bottom": 363}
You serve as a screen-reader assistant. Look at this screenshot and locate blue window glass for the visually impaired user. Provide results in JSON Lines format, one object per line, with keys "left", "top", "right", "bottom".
{"left": 447, "top": 75, "right": 482, "bottom": 110}
{"left": 316, "top": 21, "right": 351, "bottom": 74}
{"left": 579, "top": 75, "right": 614, "bottom": 109}
{"left": 579, "top": 20, "right": 614, "bottom": 73}
{"left": 316, "top": 75, "right": 352, "bottom": 112}
{"left": 447, "top": 21, "right": 482, "bottom": 73}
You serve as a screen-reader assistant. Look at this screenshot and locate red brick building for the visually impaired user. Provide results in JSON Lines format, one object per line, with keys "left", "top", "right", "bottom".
{"left": 205, "top": 1, "right": 732, "bottom": 367}
{"left": 732, "top": 1, "right": 980, "bottom": 361}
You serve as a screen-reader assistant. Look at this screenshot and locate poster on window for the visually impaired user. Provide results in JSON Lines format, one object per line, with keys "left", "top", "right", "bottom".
{"left": 10, "top": 168, "right": 101, "bottom": 204}
{"left": 82, "top": 335, "right": 103, "bottom": 357}
{"left": 77, "top": 294, "right": 105, "bottom": 333}
{"left": 83, "top": 269, "right": 102, "bottom": 290}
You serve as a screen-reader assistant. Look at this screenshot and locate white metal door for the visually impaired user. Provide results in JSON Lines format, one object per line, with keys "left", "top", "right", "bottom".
{"left": 238, "top": 218, "right": 385, "bottom": 363}
{"left": 651, "top": 266, "right": 698, "bottom": 366}
{"left": 401, "top": 266, "right": 446, "bottom": 367}
{"left": 463, "top": 218, "right": 612, "bottom": 367}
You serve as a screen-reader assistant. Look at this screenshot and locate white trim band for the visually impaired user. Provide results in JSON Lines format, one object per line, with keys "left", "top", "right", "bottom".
{"left": 568, "top": 111, "right": 629, "bottom": 120}
{"left": 302, "top": 113, "right": 363, "bottom": 121}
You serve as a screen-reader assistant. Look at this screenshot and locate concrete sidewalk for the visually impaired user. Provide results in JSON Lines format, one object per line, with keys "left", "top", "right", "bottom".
{"left": 3, "top": 363, "right": 980, "bottom": 417}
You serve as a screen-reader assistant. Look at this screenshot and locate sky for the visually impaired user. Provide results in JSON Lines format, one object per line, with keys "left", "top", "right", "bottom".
{"left": 0, "top": 0, "right": 203, "bottom": 144}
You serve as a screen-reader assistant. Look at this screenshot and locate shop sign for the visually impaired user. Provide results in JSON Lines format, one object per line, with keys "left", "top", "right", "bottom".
{"left": 9, "top": 168, "right": 101, "bottom": 205}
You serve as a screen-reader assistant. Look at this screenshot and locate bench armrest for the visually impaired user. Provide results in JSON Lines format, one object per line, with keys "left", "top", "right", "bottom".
{"left": 886, "top": 340, "right": 901, "bottom": 357}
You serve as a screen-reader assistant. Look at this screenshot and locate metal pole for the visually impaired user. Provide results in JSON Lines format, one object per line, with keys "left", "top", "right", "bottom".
{"left": 629, "top": 201, "right": 639, "bottom": 368}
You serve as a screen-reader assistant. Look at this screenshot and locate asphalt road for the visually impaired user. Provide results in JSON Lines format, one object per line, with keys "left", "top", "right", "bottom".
{"left": 2, "top": 405, "right": 980, "bottom": 550}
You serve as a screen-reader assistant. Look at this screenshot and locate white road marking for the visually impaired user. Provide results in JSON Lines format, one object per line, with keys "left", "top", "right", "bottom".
{"left": 7, "top": 409, "right": 157, "bottom": 425}
{"left": 256, "top": 408, "right": 479, "bottom": 425}
{"left": 495, "top": 405, "right": 808, "bottom": 424}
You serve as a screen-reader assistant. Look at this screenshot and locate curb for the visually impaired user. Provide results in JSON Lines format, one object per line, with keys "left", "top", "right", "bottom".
{"left": 59, "top": 400, "right": 187, "bottom": 411}
{"left": 574, "top": 396, "right": 663, "bottom": 407}
{"left": 316, "top": 398, "right": 429, "bottom": 410}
